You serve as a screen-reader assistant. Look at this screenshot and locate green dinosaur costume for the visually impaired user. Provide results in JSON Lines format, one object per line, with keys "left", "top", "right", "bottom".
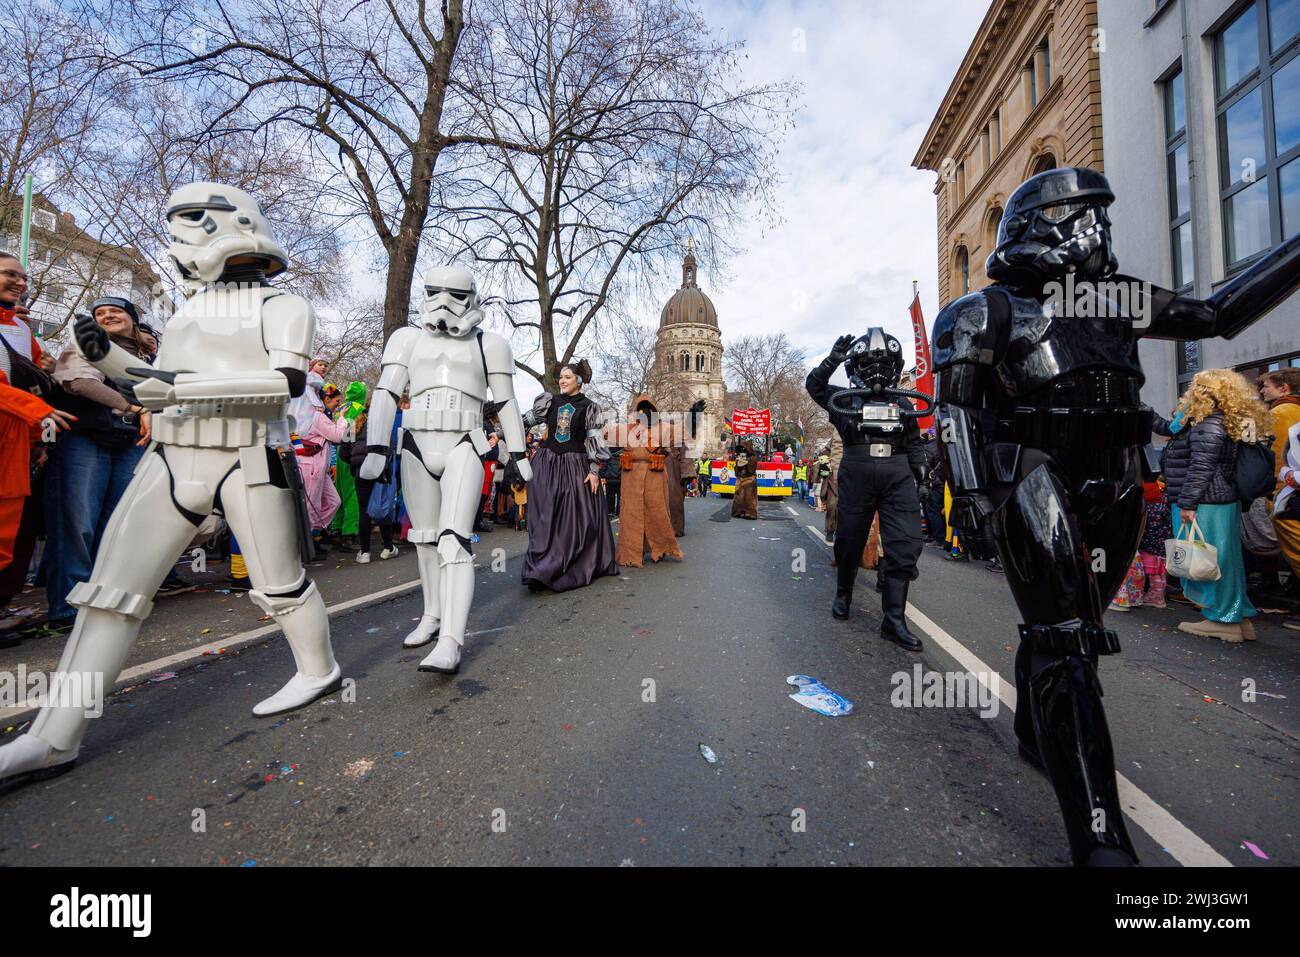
{"left": 330, "top": 381, "right": 368, "bottom": 537}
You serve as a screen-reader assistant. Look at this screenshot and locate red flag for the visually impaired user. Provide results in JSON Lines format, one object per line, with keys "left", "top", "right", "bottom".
{"left": 909, "top": 287, "right": 935, "bottom": 432}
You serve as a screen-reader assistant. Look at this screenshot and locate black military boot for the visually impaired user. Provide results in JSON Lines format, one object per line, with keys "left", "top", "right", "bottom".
{"left": 878, "top": 576, "right": 922, "bottom": 651}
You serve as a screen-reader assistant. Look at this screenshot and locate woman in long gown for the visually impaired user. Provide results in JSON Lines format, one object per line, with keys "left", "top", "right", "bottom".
{"left": 607, "top": 395, "right": 683, "bottom": 567}
{"left": 520, "top": 362, "right": 618, "bottom": 591}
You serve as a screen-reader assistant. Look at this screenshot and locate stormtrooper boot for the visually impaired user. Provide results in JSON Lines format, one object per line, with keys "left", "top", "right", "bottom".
{"left": 419, "top": 559, "right": 473, "bottom": 674}
{"left": 251, "top": 581, "right": 342, "bottom": 717}
{"left": 0, "top": 735, "right": 78, "bottom": 794}
{"left": 403, "top": 544, "right": 441, "bottom": 648}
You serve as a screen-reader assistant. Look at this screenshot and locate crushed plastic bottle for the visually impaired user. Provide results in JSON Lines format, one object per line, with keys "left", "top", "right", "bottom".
{"left": 698, "top": 744, "right": 718, "bottom": 764}
{"left": 786, "top": 675, "right": 854, "bottom": 717}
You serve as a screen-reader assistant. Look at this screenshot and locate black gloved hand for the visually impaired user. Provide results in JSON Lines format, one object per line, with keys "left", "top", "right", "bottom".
{"left": 912, "top": 464, "right": 927, "bottom": 487}
{"left": 827, "top": 334, "right": 855, "bottom": 366}
{"left": 74, "top": 313, "right": 110, "bottom": 361}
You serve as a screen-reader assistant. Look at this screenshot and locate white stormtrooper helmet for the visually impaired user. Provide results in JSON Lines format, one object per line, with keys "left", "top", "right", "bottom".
{"left": 165, "top": 182, "right": 289, "bottom": 284}
{"left": 421, "top": 265, "right": 484, "bottom": 337}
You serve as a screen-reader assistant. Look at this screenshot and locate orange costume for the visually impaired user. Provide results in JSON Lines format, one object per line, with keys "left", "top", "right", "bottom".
{"left": 606, "top": 395, "right": 682, "bottom": 567}
{"left": 0, "top": 304, "right": 54, "bottom": 572}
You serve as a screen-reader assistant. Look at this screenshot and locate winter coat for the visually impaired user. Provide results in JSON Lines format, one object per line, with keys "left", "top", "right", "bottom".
{"left": 1155, "top": 412, "right": 1237, "bottom": 509}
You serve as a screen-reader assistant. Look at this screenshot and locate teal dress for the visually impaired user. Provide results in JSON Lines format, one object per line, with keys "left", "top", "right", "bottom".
{"left": 1167, "top": 413, "right": 1256, "bottom": 624}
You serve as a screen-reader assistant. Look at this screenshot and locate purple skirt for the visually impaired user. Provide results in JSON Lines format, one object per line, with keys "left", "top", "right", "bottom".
{"left": 521, "top": 447, "right": 619, "bottom": 591}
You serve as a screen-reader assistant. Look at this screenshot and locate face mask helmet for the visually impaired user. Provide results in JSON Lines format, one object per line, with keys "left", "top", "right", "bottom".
{"left": 845, "top": 327, "right": 904, "bottom": 393}
{"left": 165, "top": 182, "right": 289, "bottom": 284}
{"left": 422, "top": 265, "right": 483, "bottom": 336}
{"left": 986, "top": 167, "right": 1118, "bottom": 286}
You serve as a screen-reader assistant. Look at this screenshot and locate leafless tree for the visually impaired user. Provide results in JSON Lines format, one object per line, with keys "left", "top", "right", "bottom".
{"left": 437, "top": 0, "right": 796, "bottom": 390}
{"left": 117, "top": 0, "right": 540, "bottom": 341}
{"left": 312, "top": 298, "right": 387, "bottom": 388}
{"left": 724, "top": 332, "right": 830, "bottom": 452}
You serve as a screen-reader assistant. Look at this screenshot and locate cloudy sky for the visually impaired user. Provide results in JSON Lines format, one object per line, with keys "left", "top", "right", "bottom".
{"left": 697, "top": 0, "right": 992, "bottom": 370}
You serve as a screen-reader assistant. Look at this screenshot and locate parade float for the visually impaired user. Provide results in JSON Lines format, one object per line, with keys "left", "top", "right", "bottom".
{"left": 709, "top": 407, "right": 792, "bottom": 497}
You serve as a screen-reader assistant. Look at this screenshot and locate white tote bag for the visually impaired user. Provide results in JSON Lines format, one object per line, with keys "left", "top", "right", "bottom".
{"left": 1165, "top": 516, "right": 1222, "bottom": 582}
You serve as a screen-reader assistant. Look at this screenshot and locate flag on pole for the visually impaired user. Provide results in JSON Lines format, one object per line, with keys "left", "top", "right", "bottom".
{"left": 909, "top": 282, "right": 935, "bottom": 432}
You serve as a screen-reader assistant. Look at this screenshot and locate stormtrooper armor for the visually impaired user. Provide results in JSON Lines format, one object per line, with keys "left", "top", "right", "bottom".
{"left": 358, "top": 266, "right": 531, "bottom": 673}
{"left": 932, "top": 167, "right": 1300, "bottom": 865}
{"left": 806, "top": 328, "right": 932, "bottom": 651}
{"left": 0, "top": 182, "right": 341, "bottom": 792}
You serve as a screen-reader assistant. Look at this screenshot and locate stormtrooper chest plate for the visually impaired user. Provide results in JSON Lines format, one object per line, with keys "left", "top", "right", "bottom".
{"left": 156, "top": 288, "right": 272, "bottom": 375}
{"left": 998, "top": 292, "right": 1142, "bottom": 399}
{"left": 404, "top": 333, "right": 487, "bottom": 432}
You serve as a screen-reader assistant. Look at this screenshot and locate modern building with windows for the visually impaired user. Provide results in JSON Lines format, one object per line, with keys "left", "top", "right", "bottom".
{"left": 913, "top": 0, "right": 1105, "bottom": 307}
{"left": 1099, "top": 0, "right": 1299, "bottom": 414}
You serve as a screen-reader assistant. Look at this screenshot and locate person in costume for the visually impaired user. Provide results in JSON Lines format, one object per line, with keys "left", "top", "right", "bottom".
{"left": 357, "top": 265, "right": 531, "bottom": 674}
{"left": 520, "top": 360, "right": 618, "bottom": 591}
{"left": 607, "top": 395, "right": 682, "bottom": 568}
{"left": 0, "top": 182, "right": 342, "bottom": 790}
{"left": 731, "top": 438, "right": 759, "bottom": 519}
{"left": 807, "top": 327, "right": 929, "bottom": 652}
{"left": 329, "top": 380, "right": 367, "bottom": 551}
{"left": 932, "top": 166, "right": 1300, "bottom": 865}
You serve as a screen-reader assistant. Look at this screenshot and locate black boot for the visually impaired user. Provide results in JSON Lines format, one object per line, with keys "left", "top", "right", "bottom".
{"left": 1022, "top": 623, "right": 1138, "bottom": 867}
{"left": 831, "top": 588, "right": 851, "bottom": 619}
{"left": 878, "top": 576, "right": 922, "bottom": 651}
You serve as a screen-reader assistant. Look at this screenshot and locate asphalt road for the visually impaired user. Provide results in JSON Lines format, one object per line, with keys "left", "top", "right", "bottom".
{"left": 0, "top": 495, "right": 1294, "bottom": 866}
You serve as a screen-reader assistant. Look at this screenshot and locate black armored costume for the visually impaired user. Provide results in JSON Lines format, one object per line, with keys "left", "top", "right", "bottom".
{"left": 932, "top": 167, "right": 1300, "bottom": 866}
{"left": 807, "top": 328, "right": 931, "bottom": 652}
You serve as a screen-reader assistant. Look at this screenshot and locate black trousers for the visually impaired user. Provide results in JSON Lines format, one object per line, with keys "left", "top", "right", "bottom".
{"left": 355, "top": 476, "right": 395, "bottom": 553}
{"left": 832, "top": 450, "right": 921, "bottom": 595}
{"left": 605, "top": 481, "right": 620, "bottom": 516}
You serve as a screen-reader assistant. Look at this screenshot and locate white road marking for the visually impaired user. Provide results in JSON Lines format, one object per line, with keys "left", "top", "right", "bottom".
{"left": 903, "top": 603, "right": 1232, "bottom": 868}
{"left": 806, "top": 525, "right": 830, "bottom": 546}
{"left": 785, "top": 505, "right": 798, "bottom": 516}
{"left": 0, "top": 579, "right": 423, "bottom": 722}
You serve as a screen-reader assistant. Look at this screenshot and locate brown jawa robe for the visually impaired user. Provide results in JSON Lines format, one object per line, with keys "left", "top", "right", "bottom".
{"left": 667, "top": 445, "right": 686, "bottom": 536}
{"left": 731, "top": 441, "right": 759, "bottom": 520}
{"left": 606, "top": 395, "right": 683, "bottom": 567}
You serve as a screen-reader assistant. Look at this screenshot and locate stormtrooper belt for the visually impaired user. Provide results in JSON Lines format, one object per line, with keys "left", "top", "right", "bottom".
{"left": 153, "top": 413, "right": 266, "bottom": 448}
{"left": 403, "top": 407, "right": 482, "bottom": 433}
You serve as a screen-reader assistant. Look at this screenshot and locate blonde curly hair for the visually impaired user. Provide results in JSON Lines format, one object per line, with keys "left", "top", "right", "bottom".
{"left": 1176, "top": 369, "right": 1272, "bottom": 442}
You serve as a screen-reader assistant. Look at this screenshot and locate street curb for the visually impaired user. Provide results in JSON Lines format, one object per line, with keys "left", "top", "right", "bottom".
{"left": 1, "top": 579, "right": 421, "bottom": 725}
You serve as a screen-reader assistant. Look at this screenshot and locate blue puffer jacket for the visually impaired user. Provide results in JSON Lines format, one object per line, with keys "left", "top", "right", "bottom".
{"left": 1154, "top": 412, "right": 1237, "bottom": 509}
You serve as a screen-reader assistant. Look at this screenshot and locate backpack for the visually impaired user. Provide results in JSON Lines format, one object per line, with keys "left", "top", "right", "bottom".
{"left": 1234, "top": 440, "right": 1275, "bottom": 504}
{"left": 1231, "top": 417, "right": 1275, "bottom": 504}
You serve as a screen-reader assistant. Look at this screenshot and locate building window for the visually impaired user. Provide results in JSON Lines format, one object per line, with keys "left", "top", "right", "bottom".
{"left": 1031, "top": 152, "right": 1058, "bottom": 175}
{"left": 695, "top": 352, "right": 704, "bottom": 372}
{"left": 46, "top": 284, "right": 65, "bottom": 304}
{"left": 954, "top": 246, "right": 970, "bottom": 296}
{"left": 1040, "top": 38, "right": 1052, "bottom": 89}
{"left": 985, "top": 206, "right": 1004, "bottom": 251}
{"left": 957, "top": 161, "right": 967, "bottom": 202}
{"left": 1215, "top": 0, "right": 1300, "bottom": 269}
{"left": 1166, "top": 66, "right": 1195, "bottom": 289}
{"left": 679, "top": 351, "right": 689, "bottom": 372}
{"left": 992, "top": 110, "right": 1002, "bottom": 156}
{"left": 1028, "top": 57, "right": 1038, "bottom": 109}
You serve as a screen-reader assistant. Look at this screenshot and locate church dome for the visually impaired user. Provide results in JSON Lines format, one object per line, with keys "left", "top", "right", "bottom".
{"left": 659, "top": 245, "right": 718, "bottom": 329}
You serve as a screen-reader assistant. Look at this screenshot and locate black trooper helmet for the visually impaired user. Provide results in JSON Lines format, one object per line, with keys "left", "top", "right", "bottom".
{"left": 844, "top": 327, "right": 904, "bottom": 393}
{"left": 986, "top": 167, "right": 1118, "bottom": 286}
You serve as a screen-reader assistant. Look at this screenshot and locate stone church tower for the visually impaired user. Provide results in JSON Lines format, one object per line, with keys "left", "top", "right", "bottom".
{"left": 654, "top": 242, "right": 726, "bottom": 456}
